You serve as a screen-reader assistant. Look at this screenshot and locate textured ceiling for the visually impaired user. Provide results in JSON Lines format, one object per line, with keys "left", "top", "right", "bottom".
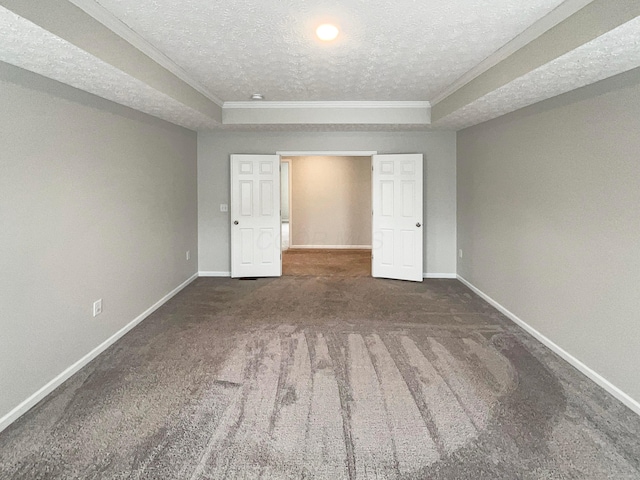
{"left": 93, "top": 0, "right": 566, "bottom": 102}
{"left": 0, "top": 7, "right": 217, "bottom": 130}
{"left": 2, "top": 1, "right": 639, "bottom": 132}
{"left": 435, "top": 16, "right": 640, "bottom": 130}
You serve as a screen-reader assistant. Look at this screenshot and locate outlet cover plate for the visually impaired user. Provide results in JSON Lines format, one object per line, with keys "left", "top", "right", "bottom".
{"left": 93, "top": 299, "right": 103, "bottom": 317}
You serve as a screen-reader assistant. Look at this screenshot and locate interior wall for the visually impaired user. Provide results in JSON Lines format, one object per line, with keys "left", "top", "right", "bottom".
{"left": 0, "top": 64, "right": 198, "bottom": 424}
{"left": 288, "top": 156, "right": 371, "bottom": 248}
{"left": 457, "top": 70, "right": 640, "bottom": 404}
{"left": 198, "top": 130, "right": 457, "bottom": 275}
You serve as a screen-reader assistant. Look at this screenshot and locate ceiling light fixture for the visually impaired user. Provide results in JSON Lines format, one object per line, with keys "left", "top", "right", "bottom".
{"left": 251, "top": 93, "right": 264, "bottom": 100}
{"left": 316, "top": 24, "right": 339, "bottom": 41}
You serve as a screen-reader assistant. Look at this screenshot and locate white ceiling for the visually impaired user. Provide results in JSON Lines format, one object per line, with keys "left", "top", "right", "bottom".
{"left": 1, "top": 0, "right": 639, "bottom": 131}
{"left": 91, "top": 0, "right": 566, "bottom": 102}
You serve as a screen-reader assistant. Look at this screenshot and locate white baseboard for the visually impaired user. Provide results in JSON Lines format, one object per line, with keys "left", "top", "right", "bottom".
{"left": 424, "top": 273, "right": 457, "bottom": 279}
{"left": 289, "top": 245, "right": 372, "bottom": 249}
{"left": 200, "top": 270, "right": 454, "bottom": 279}
{"left": 0, "top": 272, "right": 199, "bottom": 434}
{"left": 199, "top": 271, "right": 231, "bottom": 277}
{"left": 456, "top": 275, "right": 640, "bottom": 416}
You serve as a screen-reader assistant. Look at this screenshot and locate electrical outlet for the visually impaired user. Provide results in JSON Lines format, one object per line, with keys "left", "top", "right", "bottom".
{"left": 459, "top": 249, "right": 463, "bottom": 259}
{"left": 186, "top": 250, "right": 191, "bottom": 261}
{"left": 220, "top": 203, "right": 228, "bottom": 212}
{"left": 93, "top": 299, "right": 103, "bottom": 317}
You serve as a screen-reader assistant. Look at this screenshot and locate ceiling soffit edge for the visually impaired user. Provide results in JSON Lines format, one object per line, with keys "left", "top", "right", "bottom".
{"left": 430, "top": 0, "right": 594, "bottom": 105}
{"left": 67, "top": 0, "right": 224, "bottom": 106}
{"left": 222, "top": 102, "right": 431, "bottom": 125}
{"left": 1, "top": 0, "right": 222, "bottom": 122}
{"left": 432, "top": 0, "right": 640, "bottom": 122}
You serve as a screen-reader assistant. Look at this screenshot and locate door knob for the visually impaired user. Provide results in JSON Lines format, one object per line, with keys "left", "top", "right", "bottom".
{"left": 416, "top": 222, "right": 421, "bottom": 227}
{"left": 234, "top": 220, "right": 239, "bottom": 225}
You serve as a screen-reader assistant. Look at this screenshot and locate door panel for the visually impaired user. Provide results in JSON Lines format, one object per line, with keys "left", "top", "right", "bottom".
{"left": 240, "top": 229, "right": 254, "bottom": 264}
{"left": 372, "top": 154, "right": 423, "bottom": 282}
{"left": 381, "top": 181, "right": 394, "bottom": 216}
{"left": 381, "top": 229, "right": 394, "bottom": 265}
{"left": 231, "top": 154, "right": 281, "bottom": 278}
{"left": 260, "top": 180, "right": 274, "bottom": 216}
{"left": 401, "top": 181, "right": 415, "bottom": 217}
{"left": 240, "top": 181, "right": 253, "bottom": 216}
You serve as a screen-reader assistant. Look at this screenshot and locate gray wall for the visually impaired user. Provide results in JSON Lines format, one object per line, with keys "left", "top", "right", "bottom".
{"left": 288, "top": 156, "right": 371, "bottom": 247}
{"left": 0, "top": 64, "right": 198, "bottom": 421}
{"left": 198, "top": 131, "right": 457, "bottom": 275}
{"left": 457, "top": 72, "right": 640, "bottom": 403}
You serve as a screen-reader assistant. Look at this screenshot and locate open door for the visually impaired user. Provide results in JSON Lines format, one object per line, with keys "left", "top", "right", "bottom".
{"left": 372, "top": 154, "right": 423, "bottom": 282}
{"left": 230, "top": 154, "right": 281, "bottom": 278}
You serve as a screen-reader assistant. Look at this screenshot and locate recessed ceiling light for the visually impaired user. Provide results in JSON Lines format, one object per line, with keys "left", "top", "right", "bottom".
{"left": 316, "top": 24, "right": 339, "bottom": 41}
{"left": 251, "top": 93, "right": 264, "bottom": 100}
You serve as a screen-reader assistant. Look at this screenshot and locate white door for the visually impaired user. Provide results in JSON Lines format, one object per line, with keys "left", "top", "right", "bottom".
{"left": 372, "top": 154, "right": 423, "bottom": 282}
{"left": 230, "top": 154, "right": 281, "bottom": 278}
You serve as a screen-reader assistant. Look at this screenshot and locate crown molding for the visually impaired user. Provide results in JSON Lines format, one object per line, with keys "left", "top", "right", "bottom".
{"left": 223, "top": 101, "right": 431, "bottom": 110}
{"left": 68, "top": 0, "right": 224, "bottom": 106}
{"left": 431, "top": 0, "right": 594, "bottom": 106}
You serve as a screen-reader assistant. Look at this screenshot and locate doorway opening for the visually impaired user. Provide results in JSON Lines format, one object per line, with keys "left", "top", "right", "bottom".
{"left": 280, "top": 154, "right": 372, "bottom": 277}
{"left": 230, "top": 152, "right": 423, "bottom": 282}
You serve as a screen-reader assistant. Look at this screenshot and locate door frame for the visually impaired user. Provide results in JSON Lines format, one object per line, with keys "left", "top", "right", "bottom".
{"left": 231, "top": 151, "right": 424, "bottom": 279}
{"left": 279, "top": 158, "right": 293, "bottom": 249}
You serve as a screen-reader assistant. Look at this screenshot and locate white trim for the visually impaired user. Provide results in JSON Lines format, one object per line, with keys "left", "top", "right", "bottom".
{"left": 456, "top": 275, "right": 640, "bottom": 417}
{"left": 224, "top": 101, "right": 430, "bottom": 110}
{"left": 0, "top": 273, "right": 199, "bottom": 434}
{"left": 423, "top": 273, "right": 457, "bottom": 279}
{"left": 284, "top": 159, "right": 294, "bottom": 246}
{"left": 430, "top": 0, "right": 593, "bottom": 105}
{"left": 68, "top": 0, "right": 223, "bottom": 106}
{"left": 199, "top": 271, "right": 232, "bottom": 277}
{"left": 278, "top": 151, "right": 377, "bottom": 157}
{"left": 280, "top": 159, "right": 292, "bottom": 224}
{"left": 289, "top": 245, "right": 372, "bottom": 250}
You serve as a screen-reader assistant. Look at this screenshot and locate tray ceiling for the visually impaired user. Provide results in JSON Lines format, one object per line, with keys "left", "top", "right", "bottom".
{"left": 1, "top": 0, "right": 639, "bottom": 131}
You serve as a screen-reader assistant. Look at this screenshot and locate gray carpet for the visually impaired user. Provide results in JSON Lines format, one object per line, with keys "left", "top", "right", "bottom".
{"left": 1, "top": 277, "right": 639, "bottom": 479}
